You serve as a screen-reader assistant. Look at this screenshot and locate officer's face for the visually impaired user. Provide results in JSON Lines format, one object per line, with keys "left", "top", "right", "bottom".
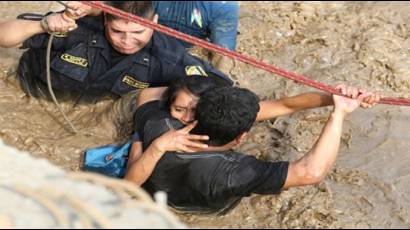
{"left": 170, "top": 89, "right": 199, "bottom": 125}
{"left": 105, "top": 15, "right": 158, "bottom": 54}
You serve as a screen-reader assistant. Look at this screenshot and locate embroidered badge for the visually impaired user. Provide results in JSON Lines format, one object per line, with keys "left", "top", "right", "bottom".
{"left": 185, "top": 66, "right": 208, "bottom": 77}
{"left": 122, "top": 76, "right": 150, "bottom": 89}
{"left": 191, "top": 8, "right": 203, "bottom": 28}
{"left": 61, "top": 54, "right": 88, "bottom": 67}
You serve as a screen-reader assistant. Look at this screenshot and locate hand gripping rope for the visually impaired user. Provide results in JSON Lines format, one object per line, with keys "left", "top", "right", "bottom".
{"left": 81, "top": 1, "right": 410, "bottom": 107}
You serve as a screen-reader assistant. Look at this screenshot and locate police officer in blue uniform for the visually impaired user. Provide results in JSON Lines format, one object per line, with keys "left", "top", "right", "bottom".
{"left": 154, "top": 1, "right": 239, "bottom": 51}
{"left": 0, "top": 1, "right": 232, "bottom": 99}
{"left": 154, "top": 1, "right": 239, "bottom": 74}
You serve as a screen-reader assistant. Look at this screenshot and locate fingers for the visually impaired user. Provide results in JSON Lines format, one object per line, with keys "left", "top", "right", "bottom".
{"left": 173, "top": 138, "right": 207, "bottom": 153}
{"left": 65, "top": 8, "right": 87, "bottom": 20}
{"left": 356, "top": 92, "right": 369, "bottom": 107}
{"left": 337, "top": 84, "right": 360, "bottom": 99}
{"left": 185, "top": 134, "right": 209, "bottom": 141}
{"left": 60, "top": 13, "right": 77, "bottom": 31}
{"left": 335, "top": 84, "right": 347, "bottom": 95}
{"left": 358, "top": 91, "right": 382, "bottom": 108}
{"left": 348, "top": 86, "right": 359, "bottom": 99}
{"left": 46, "top": 13, "right": 77, "bottom": 33}
{"left": 158, "top": 128, "right": 209, "bottom": 153}
{"left": 335, "top": 84, "right": 381, "bottom": 103}
{"left": 180, "top": 138, "right": 208, "bottom": 149}
{"left": 174, "top": 141, "right": 194, "bottom": 153}
{"left": 364, "top": 92, "right": 382, "bottom": 105}
{"left": 173, "top": 132, "right": 209, "bottom": 152}
{"left": 181, "top": 120, "right": 198, "bottom": 133}
{"left": 65, "top": 1, "right": 91, "bottom": 19}
{"left": 175, "top": 133, "right": 208, "bottom": 148}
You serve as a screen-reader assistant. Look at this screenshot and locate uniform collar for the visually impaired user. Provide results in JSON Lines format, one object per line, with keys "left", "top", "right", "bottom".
{"left": 131, "top": 37, "right": 153, "bottom": 64}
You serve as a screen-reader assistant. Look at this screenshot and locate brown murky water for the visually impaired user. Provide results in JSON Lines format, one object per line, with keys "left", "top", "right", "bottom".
{"left": 1, "top": 1, "right": 410, "bottom": 228}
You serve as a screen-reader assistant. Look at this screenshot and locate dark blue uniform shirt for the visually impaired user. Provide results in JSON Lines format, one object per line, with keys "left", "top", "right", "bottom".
{"left": 19, "top": 15, "right": 232, "bottom": 96}
{"left": 154, "top": 1, "right": 239, "bottom": 50}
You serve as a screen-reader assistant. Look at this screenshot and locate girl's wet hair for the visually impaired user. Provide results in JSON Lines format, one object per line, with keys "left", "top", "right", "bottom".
{"left": 162, "top": 75, "right": 229, "bottom": 110}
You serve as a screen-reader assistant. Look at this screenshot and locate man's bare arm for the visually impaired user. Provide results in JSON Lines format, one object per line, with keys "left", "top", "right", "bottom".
{"left": 0, "top": 19, "right": 45, "bottom": 48}
{"left": 136, "top": 87, "right": 167, "bottom": 107}
{"left": 283, "top": 110, "right": 344, "bottom": 188}
{"left": 124, "top": 141, "right": 165, "bottom": 186}
{"left": 257, "top": 85, "right": 381, "bottom": 121}
{"left": 283, "top": 85, "right": 367, "bottom": 188}
{"left": 257, "top": 92, "right": 333, "bottom": 121}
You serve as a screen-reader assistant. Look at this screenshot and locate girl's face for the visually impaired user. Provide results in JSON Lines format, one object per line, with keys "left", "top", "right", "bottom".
{"left": 170, "top": 89, "right": 199, "bottom": 125}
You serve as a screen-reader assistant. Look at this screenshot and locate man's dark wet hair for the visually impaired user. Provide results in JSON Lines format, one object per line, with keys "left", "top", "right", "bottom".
{"left": 162, "top": 75, "right": 230, "bottom": 111}
{"left": 193, "top": 87, "right": 260, "bottom": 146}
{"left": 105, "top": 1, "right": 155, "bottom": 21}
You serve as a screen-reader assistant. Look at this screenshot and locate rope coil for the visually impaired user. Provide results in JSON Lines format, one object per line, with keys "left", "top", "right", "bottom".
{"left": 46, "top": 34, "right": 79, "bottom": 134}
{"left": 80, "top": 1, "right": 410, "bottom": 106}
{"left": 0, "top": 172, "right": 183, "bottom": 229}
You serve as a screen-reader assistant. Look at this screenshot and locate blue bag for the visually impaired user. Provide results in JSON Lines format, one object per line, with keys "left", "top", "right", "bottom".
{"left": 83, "top": 140, "right": 132, "bottom": 178}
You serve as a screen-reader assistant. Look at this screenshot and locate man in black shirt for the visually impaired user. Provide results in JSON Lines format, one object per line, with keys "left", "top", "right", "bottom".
{"left": 128, "top": 85, "right": 366, "bottom": 214}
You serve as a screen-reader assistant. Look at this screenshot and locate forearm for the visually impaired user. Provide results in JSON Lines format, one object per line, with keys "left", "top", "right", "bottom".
{"left": 0, "top": 20, "right": 44, "bottom": 48}
{"left": 289, "top": 92, "right": 333, "bottom": 109}
{"left": 126, "top": 141, "right": 143, "bottom": 169}
{"left": 257, "top": 92, "right": 333, "bottom": 121}
{"left": 87, "top": 9, "right": 102, "bottom": 16}
{"left": 284, "top": 111, "right": 345, "bottom": 189}
{"left": 297, "top": 111, "right": 344, "bottom": 182}
{"left": 124, "top": 144, "right": 164, "bottom": 186}
{"left": 136, "top": 87, "right": 167, "bottom": 108}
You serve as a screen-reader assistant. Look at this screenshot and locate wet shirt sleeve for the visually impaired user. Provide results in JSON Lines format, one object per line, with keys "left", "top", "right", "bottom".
{"left": 228, "top": 156, "right": 289, "bottom": 196}
{"left": 133, "top": 101, "right": 163, "bottom": 143}
{"left": 21, "top": 33, "right": 50, "bottom": 50}
{"left": 209, "top": 2, "right": 239, "bottom": 50}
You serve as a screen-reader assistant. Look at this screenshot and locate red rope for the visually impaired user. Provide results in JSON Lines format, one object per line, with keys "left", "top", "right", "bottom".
{"left": 81, "top": 1, "right": 410, "bottom": 107}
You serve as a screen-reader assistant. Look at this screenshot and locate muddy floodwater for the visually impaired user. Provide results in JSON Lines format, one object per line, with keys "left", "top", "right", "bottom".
{"left": 1, "top": 1, "right": 410, "bottom": 228}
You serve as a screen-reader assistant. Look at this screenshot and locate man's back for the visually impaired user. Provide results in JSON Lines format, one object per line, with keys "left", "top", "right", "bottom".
{"left": 136, "top": 101, "right": 288, "bottom": 213}
{"left": 143, "top": 150, "right": 288, "bottom": 214}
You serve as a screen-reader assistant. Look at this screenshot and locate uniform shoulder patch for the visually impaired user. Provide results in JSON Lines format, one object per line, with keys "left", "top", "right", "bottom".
{"left": 122, "top": 75, "right": 150, "bottom": 89}
{"left": 185, "top": 65, "right": 208, "bottom": 77}
{"left": 61, "top": 54, "right": 88, "bottom": 67}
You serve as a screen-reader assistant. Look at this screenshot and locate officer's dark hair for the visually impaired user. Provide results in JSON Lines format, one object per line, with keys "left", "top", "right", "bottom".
{"left": 192, "top": 87, "right": 260, "bottom": 146}
{"left": 162, "top": 75, "right": 227, "bottom": 111}
{"left": 105, "top": 1, "right": 155, "bottom": 21}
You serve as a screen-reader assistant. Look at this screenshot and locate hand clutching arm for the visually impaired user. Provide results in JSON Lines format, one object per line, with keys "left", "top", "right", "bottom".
{"left": 0, "top": 1, "right": 100, "bottom": 48}
{"left": 124, "top": 121, "right": 209, "bottom": 186}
